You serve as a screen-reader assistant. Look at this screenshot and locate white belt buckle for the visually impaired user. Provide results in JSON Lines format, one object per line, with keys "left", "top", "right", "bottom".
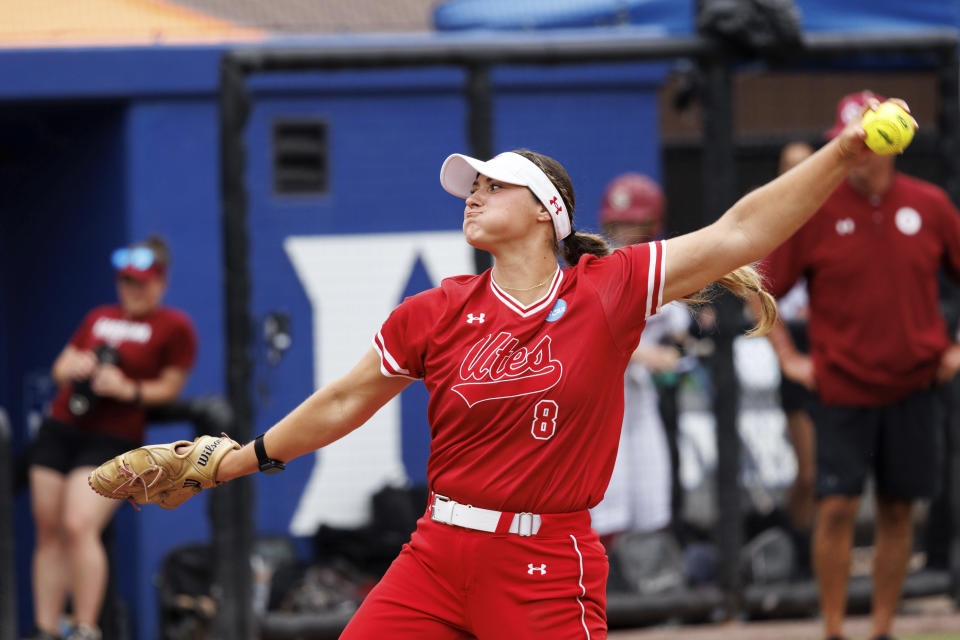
{"left": 432, "top": 494, "right": 454, "bottom": 525}
{"left": 516, "top": 512, "right": 535, "bottom": 537}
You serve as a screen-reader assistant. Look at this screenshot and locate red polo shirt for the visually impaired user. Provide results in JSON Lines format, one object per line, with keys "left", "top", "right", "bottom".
{"left": 762, "top": 172, "right": 960, "bottom": 406}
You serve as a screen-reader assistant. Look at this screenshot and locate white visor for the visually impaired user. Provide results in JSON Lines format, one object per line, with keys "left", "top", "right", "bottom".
{"left": 440, "top": 151, "right": 572, "bottom": 241}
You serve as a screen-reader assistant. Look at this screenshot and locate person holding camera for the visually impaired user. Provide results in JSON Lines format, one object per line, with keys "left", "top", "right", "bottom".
{"left": 28, "top": 235, "right": 197, "bottom": 640}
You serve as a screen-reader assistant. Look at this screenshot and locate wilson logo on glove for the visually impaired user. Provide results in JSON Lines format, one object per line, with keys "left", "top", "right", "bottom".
{"left": 197, "top": 438, "right": 225, "bottom": 467}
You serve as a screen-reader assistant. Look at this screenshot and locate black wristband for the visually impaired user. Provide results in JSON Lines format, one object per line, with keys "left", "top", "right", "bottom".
{"left": 254, "top": 434, "right": 286, "bottom": 474}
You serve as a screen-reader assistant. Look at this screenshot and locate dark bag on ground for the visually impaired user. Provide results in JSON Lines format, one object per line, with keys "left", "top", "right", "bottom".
{"left": 272, "top": 484, "right": 430, "bottom": 613}
{"left": 739, "top": 526, "right": 796, "bottom": 584}
{"left": 609, "top": 530, "right": 687, "bottom": 595}
{"left": 157, "top": 544, "right": 216, "bottom": 640}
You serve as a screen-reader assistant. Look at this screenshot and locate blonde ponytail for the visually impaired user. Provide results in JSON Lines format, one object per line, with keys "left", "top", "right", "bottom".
{"left": 683, "top": 264, "right": 777, "bottom": 336}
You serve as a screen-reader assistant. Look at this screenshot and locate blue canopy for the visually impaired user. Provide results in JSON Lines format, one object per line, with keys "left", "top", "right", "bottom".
{"left": 434, "top": 0, "right": 960, "bottom": 34}
{"left": 434, "top": 0, "right": 690, "bottom": 33}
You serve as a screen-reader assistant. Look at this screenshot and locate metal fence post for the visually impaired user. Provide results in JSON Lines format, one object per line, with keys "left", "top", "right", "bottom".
{"left": 216, "top": 53, "right": 255, "bottom": 640}
{"left": 700, "top": 52, "right": 743, "bottom": 618}
{"left": 0, "top": 409, "right": 15, "bottom": 640}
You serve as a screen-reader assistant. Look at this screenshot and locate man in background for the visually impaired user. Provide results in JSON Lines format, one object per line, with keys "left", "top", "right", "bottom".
{"left": 762, "top": 91, "right": 960, "bottom": 640}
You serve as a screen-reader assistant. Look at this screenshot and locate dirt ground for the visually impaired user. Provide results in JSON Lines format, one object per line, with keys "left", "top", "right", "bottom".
{"left": 610, "top": 596, "right": 960, "bottom": 640}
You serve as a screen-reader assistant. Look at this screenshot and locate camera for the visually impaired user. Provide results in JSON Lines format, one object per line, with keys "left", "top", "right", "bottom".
{"left": 68, "top": 344, "right": 121, "bottom": 416}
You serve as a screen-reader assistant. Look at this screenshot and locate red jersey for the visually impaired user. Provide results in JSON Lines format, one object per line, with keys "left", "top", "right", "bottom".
{"left": 374, "top": 241, "right": 665, "bottom": 514}
{"left": 50, "top": 304, "right": 198, "bottom": 441}
{"left": 763, "top": 173, "right": 960, "bottom": 406}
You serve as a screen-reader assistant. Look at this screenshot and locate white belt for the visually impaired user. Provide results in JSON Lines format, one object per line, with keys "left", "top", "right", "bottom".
{"left": 430, "top": 494, "right": 542, "bottom": 536}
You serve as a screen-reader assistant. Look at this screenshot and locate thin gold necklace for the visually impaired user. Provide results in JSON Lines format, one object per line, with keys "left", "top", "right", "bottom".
{"left": 494, "top": 267, "right": 557, "bottom": 292}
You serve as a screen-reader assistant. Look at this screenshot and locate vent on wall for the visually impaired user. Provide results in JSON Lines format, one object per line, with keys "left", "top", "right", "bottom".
{"left": 273, "top": 118, "right": 328, "bottom": 195}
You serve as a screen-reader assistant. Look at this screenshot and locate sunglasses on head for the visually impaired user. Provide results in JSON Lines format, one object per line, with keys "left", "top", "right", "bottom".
{"left": 111, "top": 247, "right": 156, "bottom": 271}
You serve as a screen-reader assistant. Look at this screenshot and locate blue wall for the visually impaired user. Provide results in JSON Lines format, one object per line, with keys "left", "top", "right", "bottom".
{"left": 493, "top": 63, "right": 664, "bottom": 234}
{"left": 0, "top": 46, "right": 225, "bottom": 639}
{"left": 0, "top": 101, "right": 129, "bottom": 439}
{"left": 0, "top": 99, "right": 130, "bottom": 635}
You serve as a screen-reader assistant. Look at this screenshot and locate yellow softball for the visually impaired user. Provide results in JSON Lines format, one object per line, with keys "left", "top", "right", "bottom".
{"left": 861, "top": 101, "right": 915, "bottom": 155}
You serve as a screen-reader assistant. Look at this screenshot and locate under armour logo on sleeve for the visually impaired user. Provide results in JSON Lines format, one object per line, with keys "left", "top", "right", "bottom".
{"left": 466, "top": 313, "right": 486, "bottom": 324}
{"left": 527, "top": 563, "right": 547, "bottom": 575}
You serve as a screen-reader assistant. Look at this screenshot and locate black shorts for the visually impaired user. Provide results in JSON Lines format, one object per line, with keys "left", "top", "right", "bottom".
{"left": 811, "top": 387, "right": 943, "bottom": 500}
{"left": 779, "top": 320, "right": 815, "bottom": 414}
{"left": 30, "top": 417, "right": 139, "bottom": 475}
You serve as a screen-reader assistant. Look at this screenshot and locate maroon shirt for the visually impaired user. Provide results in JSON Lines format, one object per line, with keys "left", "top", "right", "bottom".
{"left": 375, "top": 241, "right": 665, "bottom": 514}
{"left": 763, "top": 173, "right": 960, "bottom": 406}
{"left": 50, "top": 304, "right": 197, "bottom": 441}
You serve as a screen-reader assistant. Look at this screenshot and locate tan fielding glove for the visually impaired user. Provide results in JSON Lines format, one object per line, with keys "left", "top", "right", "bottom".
{"left": 88, "top": 434, "right": 241, "bottom": 510}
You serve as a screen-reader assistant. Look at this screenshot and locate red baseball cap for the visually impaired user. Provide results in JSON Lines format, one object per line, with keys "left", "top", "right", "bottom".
{"left": 598, "top": 173, "right": 665, "bottom": 227}
{"left": 825, "top": 90, "right": 885, "bottom": 139}
{"left": 116, "top": 264, "right": 164, "bottom": 281}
